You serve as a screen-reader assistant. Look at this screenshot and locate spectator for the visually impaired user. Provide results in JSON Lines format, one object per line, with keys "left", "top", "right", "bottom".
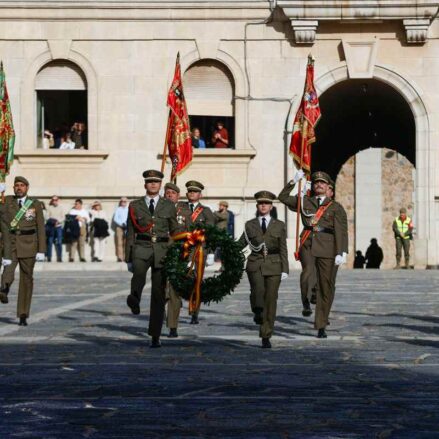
{"left": 112, "top": 197, "right": 129, "bottom": 262}
{"left": 211, "top": 120, "right": 229, "bottom": 148}
{"left": 71, "top": 122, "right": 87, "bottom": 149}
{"left": 353, "top": 250, "right": 365, "bottom": 269}
{"left": 59, "top": 133, "right": 75, "bottom": 150}
{"left": 42, "top": 130, "right": 54, "bottom": 150}
{"left": 365, "top": 238, "right": 384, "bottom": 269}
{"left": 46, "top": 196, "right": 65, "bottom": 262}
{"left": 68, "top": 199, "right": 90, "bottom": 262}
{"left": 214, "top": 201, "right": 229, "bottom": 231}
{"left": 392, "top": 207, "right": 413, "bottom": 269}
{"left": 90, "top": 201, "right": 109, "bottom": 262}
{"left": 191, "top": 127, "right": 206, "bottom": 149}
{"left": 227, "top": 208, "right": 235, "bottom": 239}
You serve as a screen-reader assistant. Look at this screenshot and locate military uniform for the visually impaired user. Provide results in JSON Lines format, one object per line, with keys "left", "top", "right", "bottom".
{"left": 0, "top": 176, "right": 46, "bottom": 321}
{"left": 278, "top": 171, "right": 348, "bottom": 335}
{"left": 125, "top": 170, "right": 181, "bottom": 345}
{"left": 238, "top": 191, "right": 288, "bottom": 348}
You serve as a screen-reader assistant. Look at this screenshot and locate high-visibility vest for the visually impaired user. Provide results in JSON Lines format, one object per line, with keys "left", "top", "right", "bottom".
{"left": 395, "top": 216, "right": 412, "bottom": 240}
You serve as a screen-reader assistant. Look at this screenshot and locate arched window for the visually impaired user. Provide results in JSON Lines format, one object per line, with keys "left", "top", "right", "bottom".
{"left": 184, "top": 60, "right": 235, "bottom": 149}
{"left": 35, "top": 60, "right": 88, "bottom": 150}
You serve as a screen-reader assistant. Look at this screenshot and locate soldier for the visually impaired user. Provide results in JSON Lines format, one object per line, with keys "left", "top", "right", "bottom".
{"left": 0, "top": 176, "right": 46, "bottom": 326}
{"left": 392, "top": 207, "right": 413, "bottom": 269}
{"left": 237, "top": 191, "right": 288, "bottom": 348}
{"left": 177, "top": 180, "right": 215, "bottom": 324}
{"left": 125, "top": 170, "right": 180, "bottom": 348}
{"left": 278, "top": 170, "right": 348, "bottom": 338}
{"left": 163, "top": 182, "right": 184, "bottom": 338}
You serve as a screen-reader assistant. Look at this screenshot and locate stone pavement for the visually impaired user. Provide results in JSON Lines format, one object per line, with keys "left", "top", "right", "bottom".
{"left": 0, "top": 269, "right": 439, "bottom": 438}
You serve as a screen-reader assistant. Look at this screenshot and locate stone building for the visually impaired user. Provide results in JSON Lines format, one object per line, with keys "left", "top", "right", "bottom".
{"left": 0, "top": 0, "right": 437, "bottom": 267}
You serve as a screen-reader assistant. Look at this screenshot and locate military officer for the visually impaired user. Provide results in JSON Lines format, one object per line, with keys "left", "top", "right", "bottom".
{"left": 177, "top": 180, "right": 215, "bottom": 324}
{"left": 237, "top": 191, "right": 288, "bottom": 348}
{"left": 278, "top": 170, "right": 348, "bottom": 338}
{"left": 125, "top": 170, "right": 181, "bottom": 348}
{"left": 163, "top": 182, "right": 185, "bottom": 338}
{"left": 0, "top": 176, "right": 46, "bottom": 326}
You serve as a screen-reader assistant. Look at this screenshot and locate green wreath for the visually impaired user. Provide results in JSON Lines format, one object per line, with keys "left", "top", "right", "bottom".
{"left": 163, "top": 224, "right": 245, "bottom": 304}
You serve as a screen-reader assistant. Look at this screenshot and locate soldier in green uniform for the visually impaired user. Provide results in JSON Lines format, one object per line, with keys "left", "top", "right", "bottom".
{"left": 278, "top": 170, "right": 348, "bottom": 338}
{"left": 0, "top": 176, "right": 46, "bottom": 326}
{"left": 176, "top": 180, "right": 215, "bottom": 324}
{"left": 125, "top": 170, "right": 181, "bottom": 348}
{"left": 237, "top": 191, "right": 288, "bottom": 348}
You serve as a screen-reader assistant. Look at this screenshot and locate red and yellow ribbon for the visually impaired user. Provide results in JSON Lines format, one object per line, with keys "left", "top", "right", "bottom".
{"left": 172, "top": 229, "right": 206, "bottom": 314}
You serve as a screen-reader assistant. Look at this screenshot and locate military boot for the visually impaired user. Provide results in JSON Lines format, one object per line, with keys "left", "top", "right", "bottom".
{"left": 405, "top": 259, "right": 410, "bottom": 269}
{"left": 0, "top": 285, "right": 10, "bottom": 304}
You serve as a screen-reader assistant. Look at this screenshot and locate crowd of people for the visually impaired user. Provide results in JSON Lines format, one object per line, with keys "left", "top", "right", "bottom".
{"left": 41, "top": 122, "right": 88, "bottom": 150}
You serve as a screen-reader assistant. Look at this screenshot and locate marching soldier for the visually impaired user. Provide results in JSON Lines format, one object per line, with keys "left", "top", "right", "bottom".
{"left": 0, "top": 176, "right": 46, "bottom": 326}
{"left": 238, "top": 191, "right": 288, "bottom": 348}
{"left": 177, "top": 180, "right": 215, "bottom": 324}
{"left": 278, "top": 170, "right": 348, "bottom": 338}
{"left": 163, "top": 182, "right": 185, "bottom": 338}
{"left": 125, "top": 170, "right": 181, "bottom": 348}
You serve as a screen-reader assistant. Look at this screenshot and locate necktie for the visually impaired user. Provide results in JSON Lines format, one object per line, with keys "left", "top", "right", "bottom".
{"left": 18, "top": 200, "right": 22, "bottom": 209}
{"left": 190, "top": 203, "right": 194, "bottom": 213}
{"left": 261, "top": 217, "right": 267, "bottom": 233}
{"left": 149, "top": 199, "right": 155, "bottom": 215}
{"left": 318, "top": 197, "right": 323, "bottom": 206}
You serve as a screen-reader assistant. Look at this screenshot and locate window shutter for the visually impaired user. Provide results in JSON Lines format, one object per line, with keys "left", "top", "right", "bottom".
{"left": 184, "top": 61, "right": 234, "bottom": 117}
{"left": 35, "top": 61, "right": 87, "bottom": 90}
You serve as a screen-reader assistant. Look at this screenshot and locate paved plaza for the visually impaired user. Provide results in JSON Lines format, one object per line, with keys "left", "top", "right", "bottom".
{"left": 0, "top": 269, "right": 439, "bottom": 438}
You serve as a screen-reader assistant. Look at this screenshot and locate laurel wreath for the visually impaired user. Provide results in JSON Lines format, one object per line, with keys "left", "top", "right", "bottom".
{"left": 163, "top": 225, "right": 245, "bottom": 304}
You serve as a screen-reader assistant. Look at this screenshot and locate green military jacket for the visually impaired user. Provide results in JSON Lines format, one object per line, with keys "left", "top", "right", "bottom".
{"left": 176, "top": 201, "right": 215, "bottom": 230}
{"left": 125, "top": 196, "right": 180, "bottom": 267}
{"left": 0, "top": 195, "right": 46, "bottom": 259}
{"left": 238, "top": 217, "right": 289, "bottom": 276}
{"left": 278, "top": 181, "right": 348, "bottom": 258}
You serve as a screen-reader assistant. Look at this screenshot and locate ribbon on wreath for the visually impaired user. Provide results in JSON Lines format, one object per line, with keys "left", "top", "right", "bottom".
{"left": 172, "top": 229, "right": 206, "bottom": 314}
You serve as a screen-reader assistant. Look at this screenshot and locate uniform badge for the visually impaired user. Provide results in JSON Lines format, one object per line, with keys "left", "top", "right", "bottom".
{"left": 177, "top": 214, "right": 185, "bottom": 225}
{"left": 24, "top": 208, "right": 36, "bottom": 221}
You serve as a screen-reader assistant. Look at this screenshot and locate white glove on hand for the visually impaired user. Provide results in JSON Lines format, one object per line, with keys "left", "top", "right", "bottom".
{"left": 335, "top": 254, "right": 345, "bottom": 266}
{"left": 0, "top": 183, "right": 6, "bottom": 193}
{"left": 2, "top": 258, "right": 12, "bottom": 267}
{"left": 281, "top": 272, "right": 288, "bottom": 281}
{"left": 206, "top": 253, "right": 215, "bottom": 266}
{"left": 127, "top": 263, "right": 134, "bottom": 273}
{"left": 301, "top": 180, "right": 312, "bottom": 195}
{"left": 36, "top": 253, "right": 45, "bottom": 262}
{"left": 292, "top": 169, "right": 305, "bottom": 184}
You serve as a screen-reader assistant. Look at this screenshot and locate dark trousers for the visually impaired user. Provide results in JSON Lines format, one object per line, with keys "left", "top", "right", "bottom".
{"left": 131, "top": 255, "right": 166, "bottom": 337}
{"left": 299, "top": 241, "right": 315, "bottom": 308}
{"left": 314, "top": 257, "right": 337, "bottom": 330}
{"left": 47, "top": 227, "right": 63, "bottom": 261}
{"left": 396, "top": 238, "right": 410, "bottom": 265}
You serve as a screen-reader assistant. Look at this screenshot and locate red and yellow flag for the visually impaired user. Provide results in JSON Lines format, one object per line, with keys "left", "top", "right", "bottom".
{"left": 289, "top": 55, "right": 321, "bottom": 174}
{"left": 166, "top": 53, "right": 192, "bottom": 181}
{"left": 0, "top": 62, "right": 15, "bottom": 183}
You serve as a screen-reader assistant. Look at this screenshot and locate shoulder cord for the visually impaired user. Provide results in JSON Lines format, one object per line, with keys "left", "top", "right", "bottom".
{"left": 243, "top": 225, "right": 266, "bottom": 253}
{"left": 300, "top": 192, "right": 314, "bottom": 218}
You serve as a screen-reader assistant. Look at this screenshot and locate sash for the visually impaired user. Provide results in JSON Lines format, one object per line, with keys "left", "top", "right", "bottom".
{"left": 129, "top": 205, "right": 154, "bottom": 234}
{"left": 10, "top": 199, "right": 34, "bottom": 231}
{"left": 191, "top": 206, "right": 204, "bottom": 223}
{"left": 294, "top": 201, "right": 333, "bottom": 261}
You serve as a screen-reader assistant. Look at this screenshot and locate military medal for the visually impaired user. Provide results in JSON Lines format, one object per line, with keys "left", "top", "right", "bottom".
{"left": 151, "top": 235, "right": 157, "bottom": 243}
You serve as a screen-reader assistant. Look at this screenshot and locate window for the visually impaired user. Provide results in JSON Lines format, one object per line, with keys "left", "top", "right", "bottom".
{"left": 35, "top": 60, "right": 88, "bottom": 150}
{"left": 184, "top": 60, "right": 235, "bottom": 149}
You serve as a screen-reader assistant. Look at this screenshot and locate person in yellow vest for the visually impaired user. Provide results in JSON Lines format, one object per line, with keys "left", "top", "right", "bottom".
{"left": 392, "top": 207, "right": 413, "bottom": 269}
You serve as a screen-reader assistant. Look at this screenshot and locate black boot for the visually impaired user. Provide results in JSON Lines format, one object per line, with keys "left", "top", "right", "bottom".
{"left": 168, "top": 328, "right": 178, "bottom": 338}
{"left": 302, "top": 304, "right": 312, "bottom": 317}
{"left": 253, "top": 309, "right": 263, "bottom": 325}
{"left": 150, "top": 336, "right": 161, "bottom": 348}
{"left": 126, "top": 294, "right": 140, "bottom": 315}
{"left": 262, "top": 338, "right": 272, "bottom": 349}
{"left": 317, "top": 328, "right": 327, "bottom": 339}
{"left": 0, "top": 285, "right": 9, "bottom": 304}
{"left": 190, "top": 314, "right": 199, "bottom": 325}
{"left": 19, "top": 314, "right": 28, "bottom": 326}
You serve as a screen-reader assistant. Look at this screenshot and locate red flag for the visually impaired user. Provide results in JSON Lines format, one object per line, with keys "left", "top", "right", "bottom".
{"left": 289, "top": 55, "right": 321, "bottom": 174}
{"left": 166, "top": 53, "right": 192, "bottom": 180}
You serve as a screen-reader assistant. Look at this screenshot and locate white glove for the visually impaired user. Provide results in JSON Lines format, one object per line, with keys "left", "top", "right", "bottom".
{"left": 292, "top": 169, "right": 305, "bottom": 184}
{"left": 281, "top": 272, "right": 288, "bottom": 281}
{"left": 335, "top": 254, "right": 345, "bottom": 266}
{"left": 0, "top": 183, "right": 6, "bottom": 193}
{"left": 301, "top": 180, "right": 312, "bottom": 195}
{"left": 2, "top": 258, "right": 12, "bottom": 267}
{"left": 206, "top": 253, "right": 215, "bottom": 266}
{"left": 127, "top": 263, "right": 134, "bottom": 273}
{"left": 36, "top": 253, "right": 45, "bottom": 262}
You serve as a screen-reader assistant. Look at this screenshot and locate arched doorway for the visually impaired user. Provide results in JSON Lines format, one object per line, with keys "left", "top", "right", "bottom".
{"left": 313, "top": 77, "right": 418, "bottom": 268}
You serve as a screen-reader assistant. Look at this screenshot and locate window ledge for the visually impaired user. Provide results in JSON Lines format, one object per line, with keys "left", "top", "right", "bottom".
{"left": 15, "top": 150, "right": 109, "bottom": 167}
{"left": 159, "top": 148, "right": 256, "bottom": 164}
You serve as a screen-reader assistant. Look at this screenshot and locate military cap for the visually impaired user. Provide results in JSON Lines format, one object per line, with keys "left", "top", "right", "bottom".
{"left": 311, "top": 171, "right": 331, "bottom": 184}
{"left": 400, "top": 207, "right": 407, "bottom": 214}
{"left": 14, "top": 176, "right": 29, "bottom": 186}
{"left": 254, "top": 190, "right": 276, "bottom": 204}
{"left": 164, "top": 182, "right": 180, "bottom": 193}
{"left": 186, "top": 180, "right": 204, "bottom": 192}
{"left": 143, "top": 169, "right": 164, "bottom": 182}
{"left": 219, "top": 200, "right": 229, "bottom": 208}
{"left": 328, "top": 179, "right": 335, "bottom": 189}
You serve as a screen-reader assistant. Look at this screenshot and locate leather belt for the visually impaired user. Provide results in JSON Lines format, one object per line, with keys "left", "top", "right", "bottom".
{"left": 10, "top": 229, "right": 36, "bottom": 236}
{"left": 304, "top": 226, "right": 334, "bottom": 234}
{"left": 136, "top": 235, "right": 168, "bottom": 243}
{"left": 257, "top": 250, "right": 279, "bottom": 256}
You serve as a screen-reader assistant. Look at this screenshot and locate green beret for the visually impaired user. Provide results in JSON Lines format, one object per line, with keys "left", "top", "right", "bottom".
{"left": 186, "top": 180, "right": 204, "bottom": 192}
{"left": 14, "top": 176, "right": 29, "bottom": 186}
{"left": 164, "top": 182, "right": 180, "bottom": 193}
{"left": 254, "top": 190, "right": 276, "bottom": 203}
{"left": 143, "top": 169, "right": 164, "bottom": 182}
{"left": 311, "top": 171, "right": 331, "bottom": 184}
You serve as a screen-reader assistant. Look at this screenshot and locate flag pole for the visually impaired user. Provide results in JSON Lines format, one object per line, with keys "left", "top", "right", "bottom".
{"left": 161, "top": 109, "right": 172, "bottom": 174}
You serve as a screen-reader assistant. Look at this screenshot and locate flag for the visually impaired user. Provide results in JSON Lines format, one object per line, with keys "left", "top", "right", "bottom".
{"left": 0, "top": 62, "right": 15, "bottom": 183}
{"left": 289, "top": 55, "right": 321, "bottom": 174}
{"left": 166, "top": 53, "right": 192, "bottom": 180}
